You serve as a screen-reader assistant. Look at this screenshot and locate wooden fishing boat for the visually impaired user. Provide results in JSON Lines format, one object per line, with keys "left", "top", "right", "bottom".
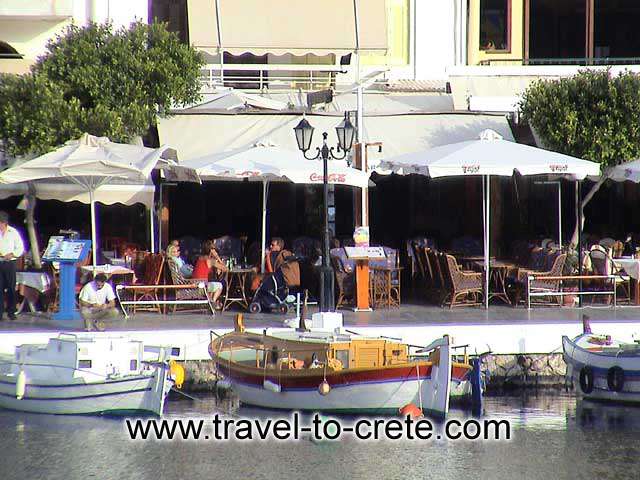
{"left": 0, "top": 334, "right": 179, "bottom": 416}
{"left": 210, "top": 327, "right": 475, "bottom": 416}
{"left": 563, "top": 330, "right": 640, "bottom": 405}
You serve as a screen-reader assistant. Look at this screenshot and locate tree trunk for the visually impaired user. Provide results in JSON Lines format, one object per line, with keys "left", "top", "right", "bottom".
{"left": 25, "top": 183, "right": 41, "bottom": 269}
{"left": 570, "top": 177, "right": 606, "bottom": 247}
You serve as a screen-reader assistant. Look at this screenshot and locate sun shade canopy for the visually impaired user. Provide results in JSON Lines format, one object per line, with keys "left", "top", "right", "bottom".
{"left": 378, "top": 130, "right": 601, "bottom": 180}
{"left": 175, "top": 143, "right": 370, "bottom": 189}
{"left": 187, "top": 0, "right": 387, "bottom": 56}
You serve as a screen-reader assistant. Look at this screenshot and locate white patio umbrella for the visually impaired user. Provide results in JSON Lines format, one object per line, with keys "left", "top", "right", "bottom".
{"left": 178, "top": 142, "right": 370, "bottom": 271}
{"left": 378, "top": 130, "right": 601, "bottom": 307}
{"left": 0, "top": 133, "right": 174, "bottom": 266}
{"left": 608, "top": 159, "right": 640, "bottom": 183}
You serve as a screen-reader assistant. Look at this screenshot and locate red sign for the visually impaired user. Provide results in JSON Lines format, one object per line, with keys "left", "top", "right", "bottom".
{"left": 237, "top": 170, "right": 261, "bottom": 177}
{"left": 309, "top": 173, "right": 347, "bottom": 183}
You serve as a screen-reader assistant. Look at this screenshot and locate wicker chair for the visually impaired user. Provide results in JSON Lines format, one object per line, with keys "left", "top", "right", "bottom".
{"left": 518, "top": 253, "right": 567, "bottom": 305}
{"left": 443, "top": 254, "right": 483, "bottom": 308}
{"left": 166, "top": 258, "right": 215, "bottom": 314}
{"left": 369, "top": 247, "right": 401, "bottom": 308}
{"left": 330, "top": 247, "right": 354, "bottom": 309}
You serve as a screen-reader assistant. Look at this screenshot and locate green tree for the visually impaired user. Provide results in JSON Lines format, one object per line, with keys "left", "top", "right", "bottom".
{"left": 519, "top": 69, "right": 640, "bottom": 245}
{"left": 0, "top": 21, "right": 203, "bottom": 158}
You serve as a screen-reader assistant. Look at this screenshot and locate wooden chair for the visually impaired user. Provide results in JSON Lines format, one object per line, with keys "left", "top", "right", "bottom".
{"left": 330, "top": 247, "right": 354, "bottom": 309}
{"left": 518, "top": 253, "right": 567, "bottom": 306}
{"left": 443, "top": 254, "right": 483, "bottom": 308}
{"left": 427, "top": 249, "right": 449, "bottom": 306}
{"left": 166, "top": 258, "right": 215, "bottom": 314}
{"left": 129, "top": 254, "right": 165, "bottom": 314}
{"left": 589, "top": 247, "right": 631, "bottom": 304}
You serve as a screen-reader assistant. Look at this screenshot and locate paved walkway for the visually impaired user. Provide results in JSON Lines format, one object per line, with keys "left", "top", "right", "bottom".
{"left": 1, "top": 303, "right": 639, "bottom": 333}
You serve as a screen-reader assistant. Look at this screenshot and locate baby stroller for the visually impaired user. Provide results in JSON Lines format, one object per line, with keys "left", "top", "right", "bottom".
{"left": 249, "top": 269, "right": 297, "bottom": 314}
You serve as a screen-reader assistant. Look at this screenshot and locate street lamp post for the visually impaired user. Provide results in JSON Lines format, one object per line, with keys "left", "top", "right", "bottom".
{"left": 293, "top": 113, "right": 355, "bottom": 312}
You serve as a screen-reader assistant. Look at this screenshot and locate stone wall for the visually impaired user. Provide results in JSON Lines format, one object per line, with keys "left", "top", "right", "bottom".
{"left": 482, "top": 353, "right": 567, "bottom": 390}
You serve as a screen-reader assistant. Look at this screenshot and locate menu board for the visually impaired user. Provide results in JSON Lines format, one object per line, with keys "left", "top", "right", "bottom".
{"left": 43, "top": 237, "right": 91, "bottom": 262}
{"left": 344, "top": 246, "right": 386, "bottom": 259}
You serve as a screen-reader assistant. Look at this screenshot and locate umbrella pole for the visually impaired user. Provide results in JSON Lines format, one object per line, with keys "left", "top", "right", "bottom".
{"left": 261, "top": 181, "right": 269, "bottom": 273}
{"left": 149, "top": 206, "right": 155, "bottom": 254}
{"left": 90, "top": 190, "right": 97, "bottom": 267}
{"left": 484, "top": 175, "right": 490, "bottom": 309}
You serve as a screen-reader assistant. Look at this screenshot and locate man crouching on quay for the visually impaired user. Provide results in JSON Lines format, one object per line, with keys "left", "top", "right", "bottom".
{"left": 79, "top": 273, "right": 119, "bottom": 331}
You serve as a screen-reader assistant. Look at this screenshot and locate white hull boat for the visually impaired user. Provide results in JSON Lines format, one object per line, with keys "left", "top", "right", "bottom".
{"left": 210, "top": 328, "right": 472, "bottom": 416}
{"left": 563, "top": 332, "right": 640, "bottom": 405}
{"left": 0, "top": 334, "right": 177, "bottom": 416}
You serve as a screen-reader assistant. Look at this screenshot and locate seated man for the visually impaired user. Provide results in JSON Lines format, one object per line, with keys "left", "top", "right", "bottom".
{"left": 79, "top": 273, "right": 119, "bottom": 331}
{"left": 268, "top": 237, "right": 300, "bottom": 288}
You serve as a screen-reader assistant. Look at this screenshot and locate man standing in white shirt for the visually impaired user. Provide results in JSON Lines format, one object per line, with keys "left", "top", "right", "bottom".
{"left": 0, "top": 211, "right": 25, "bottom": 321}
{"left": 78, "top": 273, "right": 120, "bottom": 331}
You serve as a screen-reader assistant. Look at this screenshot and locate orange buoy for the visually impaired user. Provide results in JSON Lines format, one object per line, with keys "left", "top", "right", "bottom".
{"left": 318, "top": 380, "right": 331, "bottom": 396}
{"left": 399, "top": 403, "right": 423, "bottom": 419}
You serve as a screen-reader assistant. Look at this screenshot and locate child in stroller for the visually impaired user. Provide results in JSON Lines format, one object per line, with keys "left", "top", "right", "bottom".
{"left": 249, "top": 237, "right": 300, "bottom": 314}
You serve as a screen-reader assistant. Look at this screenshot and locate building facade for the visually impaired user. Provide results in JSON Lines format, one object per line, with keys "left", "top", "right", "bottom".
{"left": 0, "top": 0, "right": 148, "bottom": 75}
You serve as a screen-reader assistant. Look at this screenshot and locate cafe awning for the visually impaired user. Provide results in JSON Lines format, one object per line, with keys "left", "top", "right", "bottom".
{"left": 187, "top": 0, "right": 387, "bottom": 56}
{"left": 157, "top": 112, "right": 515, "bottom": 163}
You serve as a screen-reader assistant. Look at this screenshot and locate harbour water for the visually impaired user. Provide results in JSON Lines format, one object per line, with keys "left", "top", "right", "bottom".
{"left": 1, "top": 392, "right": 639, "bottom": 480}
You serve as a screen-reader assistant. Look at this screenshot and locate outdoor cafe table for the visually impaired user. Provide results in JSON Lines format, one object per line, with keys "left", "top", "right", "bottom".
{"left": 473, "top": 260, "right": 517, "bottom": 305}
{"left": 222, "top": 268, "right": 255, "bottom": 312}
{"left": 81, "top": 265, "right": 136, "bottom": 284}
{"left": 613, "top": 257, "right": 640, "bottom": 305}
{"left": 16, "top": 271, "right": 52, "bottom": 312}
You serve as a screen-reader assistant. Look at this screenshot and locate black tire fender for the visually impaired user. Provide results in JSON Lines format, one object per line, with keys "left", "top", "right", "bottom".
{"left": 607, "top": 366, "right": 625, "bottom": 392}
{"left": 579, "top": 366, "right": 594, "bottom": 394}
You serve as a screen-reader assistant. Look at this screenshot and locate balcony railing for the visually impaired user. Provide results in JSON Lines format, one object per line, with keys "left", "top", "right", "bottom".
{"left": 199, "top": 63, "right": 347, "bottom": 92}
{"left": 479, "top": 57, "right": 640, "bottom": 66}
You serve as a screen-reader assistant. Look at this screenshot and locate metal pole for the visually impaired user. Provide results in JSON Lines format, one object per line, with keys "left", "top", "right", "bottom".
{"left": 320, "top": 133, "right": 334, "bottom": 312}
{"left": 484, "top": 175, "right": 490, "bottom": 309}
{"left": 149, "top": 206, "right": 155, "bottom": 253}
{"left": 261, "top": 180, "right": 268, "bottom": 273}
{"left": 90, "top": 190, "right": 97, "bottom": 267}
{"left": 576, "top": 180, "right": 583, "bottom": 307}
{"left": 558, "top": 183, "right": 562, "bottom": 249}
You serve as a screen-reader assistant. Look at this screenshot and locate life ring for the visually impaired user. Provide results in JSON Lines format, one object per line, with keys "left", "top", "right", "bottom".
{"left": 579, "top": 366, "right": 594, "bottom": 394}
{"left": 607, "top": 366, "right": 625, "bottom": 392}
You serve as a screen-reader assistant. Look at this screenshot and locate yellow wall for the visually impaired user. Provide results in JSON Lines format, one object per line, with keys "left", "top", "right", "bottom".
{"left": 468, "top": 0, "right": 524, "bottom": 65}
{"left": 361, "top": 0, "right": 409, "bottom": 67}
{"left": 0, "top": 18, "right": 71, "bottom": 67}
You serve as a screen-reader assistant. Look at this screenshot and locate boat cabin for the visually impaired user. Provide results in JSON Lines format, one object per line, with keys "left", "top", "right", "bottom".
{"left": 8, "top": 336, "right": 147, "bottom": 383}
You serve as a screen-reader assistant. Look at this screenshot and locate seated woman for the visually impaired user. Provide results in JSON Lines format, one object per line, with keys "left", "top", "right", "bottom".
{"left": 166, "top": 241, "right": 193, "bottom": 278}
{"left": 192, "top": 240, "right": 226, "bottom": 306}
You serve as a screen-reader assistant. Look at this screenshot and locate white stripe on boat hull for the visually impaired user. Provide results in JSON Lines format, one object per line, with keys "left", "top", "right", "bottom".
{"left": 0, "top": 373, "right": 173, "bottom": 416}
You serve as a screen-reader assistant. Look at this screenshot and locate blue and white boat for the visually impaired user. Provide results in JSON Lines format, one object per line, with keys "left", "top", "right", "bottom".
{"left": 0, "top": 334, "right": 178, "bottom": 416}
{"left": 563, "top": 328, "right": 640, "bottom": 405}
